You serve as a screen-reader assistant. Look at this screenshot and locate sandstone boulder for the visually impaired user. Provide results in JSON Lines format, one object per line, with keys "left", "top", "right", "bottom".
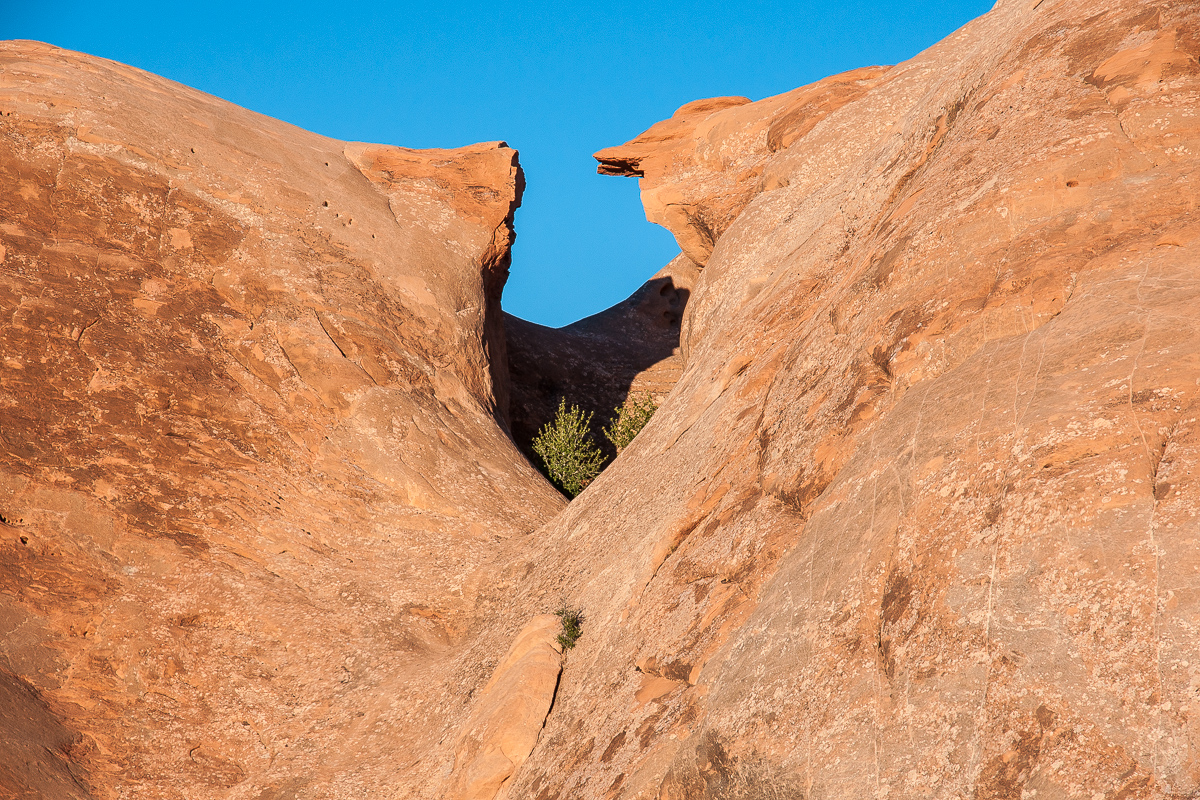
{"left": 444, "top": 614, "right": 563, "bottom": 800}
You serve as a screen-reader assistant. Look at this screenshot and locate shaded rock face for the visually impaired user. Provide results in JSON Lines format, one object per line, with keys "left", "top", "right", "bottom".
{"left": 506, "top": 254, "right": 698, "bottom": 467}
{"left": 0, "top": 40, "right": 564, "bottom": 798}
{"left": 0, "top": 668, "right": 90, "bottom": 799}
{"left": 497, "top": 1, "right": 1200, "bottom": 798}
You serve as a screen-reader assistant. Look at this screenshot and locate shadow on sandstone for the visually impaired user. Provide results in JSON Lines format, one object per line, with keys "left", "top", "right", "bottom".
{"left": 504, "top": 255, "right": 698, "bottom": 467}
{"left": 0, "top": 668, "right": 92, "bottom": 799}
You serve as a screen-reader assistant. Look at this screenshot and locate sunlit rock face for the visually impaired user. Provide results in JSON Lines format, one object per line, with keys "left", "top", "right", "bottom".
{"left": 5, "top": 0, "right": 1200, "bottom": 796}
{"left": 498, "top": 1, "right": 1200, "bottom": 798}
{"left": 0, "top": 40, "right": 564, "bottom": 799}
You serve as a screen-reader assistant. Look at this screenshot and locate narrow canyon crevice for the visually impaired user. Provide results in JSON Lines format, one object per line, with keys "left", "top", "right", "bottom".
{"left": 503, "top": 254, "right": 699, "bottom": 467}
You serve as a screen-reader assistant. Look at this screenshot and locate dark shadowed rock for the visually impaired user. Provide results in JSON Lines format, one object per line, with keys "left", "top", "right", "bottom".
{"left": 506, "top": 254, "right": 698, "bottom": 467}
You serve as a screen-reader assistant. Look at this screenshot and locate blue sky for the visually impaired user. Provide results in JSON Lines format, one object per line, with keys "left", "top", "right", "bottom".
{"left": 5, "top": 0, "right": 992, "bottom": 327}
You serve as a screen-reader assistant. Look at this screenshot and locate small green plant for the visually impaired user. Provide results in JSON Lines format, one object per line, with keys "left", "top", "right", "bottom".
{"left": 555, "top": 605, "right": 584, "bottom": 650}
{"left": 603, "top": 392, "right": 658, "bottom": 453}
{"left": 532, "top": 398, "right": 606, "bottom": 497}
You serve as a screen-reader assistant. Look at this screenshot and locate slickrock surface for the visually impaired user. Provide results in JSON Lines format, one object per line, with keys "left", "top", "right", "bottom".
{"left": 506, "top": 254, "right": 698, "bottom": 464}
{"left": 497, "top": 0, "right": 1200, "bottom": 797}
{"left": 6, "top": 0, "right": 1200, "bottom": 797}
{"left": 0, "top": 40, "right": 564, "bottom": 798}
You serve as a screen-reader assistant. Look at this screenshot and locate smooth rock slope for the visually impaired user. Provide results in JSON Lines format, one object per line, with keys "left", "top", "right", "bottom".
{"left": 495, "top": 0, "right": 1200, "bottom": 797}
{"left": 0, "top": 40, "right": 564, "bottom": 799}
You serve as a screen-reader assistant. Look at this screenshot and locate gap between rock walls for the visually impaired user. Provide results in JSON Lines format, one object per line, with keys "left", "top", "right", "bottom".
{"left": 6, "top": 3, "right": 1200, "bottom": 797}
{"left": 503, "top": 254, "right": 698, "bottom": 494}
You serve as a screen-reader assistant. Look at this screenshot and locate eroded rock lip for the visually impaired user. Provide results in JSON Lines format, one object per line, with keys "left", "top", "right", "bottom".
{"left": 443, "top": 614, "right": 563, "bottom": 800}
{"left": 593, "top": 70, "right": 889, "bottom": 266}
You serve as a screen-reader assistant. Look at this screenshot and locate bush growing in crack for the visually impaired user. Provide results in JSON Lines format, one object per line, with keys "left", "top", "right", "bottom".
{"left": 532, "top": 398, "right": 605, "bottom": 497}
{"left": 554, "top": 605, "right": 584, "bottom": 650}
{"left": 603, "top": 391, "right": 658, "bottom": 454}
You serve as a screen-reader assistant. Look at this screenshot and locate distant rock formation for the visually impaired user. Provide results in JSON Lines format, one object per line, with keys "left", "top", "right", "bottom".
{"left": 505, "top": 254, "right": 698, "bottom": 466}
{"left": 5, "top": 0, "right": 1200, "bottom": 797}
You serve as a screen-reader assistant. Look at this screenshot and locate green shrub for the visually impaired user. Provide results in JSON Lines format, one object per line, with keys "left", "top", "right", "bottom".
{"left": 602, "top": 392, "right": 658, "bottom": 453}
{"left": 555, "top": 605, "right": 584, "bottom": 650}
{"left": 532, "top": 398, "right": 605, "bottom": 497}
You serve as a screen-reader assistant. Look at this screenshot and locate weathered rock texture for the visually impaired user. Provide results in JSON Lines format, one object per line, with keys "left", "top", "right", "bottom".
{"left": 445, "top": 614, "right": 562, "bottom": 800}
{"left": 0, "top": 40, "right": 565, "bottom": 799}
{"left": 6, "top": 0, "right": 1200, "bottom": 797}
{"left": 499, "top": 0, "right": 1200, "bottom": 798}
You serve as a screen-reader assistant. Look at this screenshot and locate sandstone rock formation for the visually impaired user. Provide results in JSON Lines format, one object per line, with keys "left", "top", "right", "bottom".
{"left": 0, "top": 40, "right": 564, "bottom": 799}
{"left": 5, "top": 0, "right": 1200, "bottom": 797}
{"left": 500, "top": 0, "right": 1200, "bottom": 797}
{"left": 593, "top": 68, "right": 888, "bottom": 268}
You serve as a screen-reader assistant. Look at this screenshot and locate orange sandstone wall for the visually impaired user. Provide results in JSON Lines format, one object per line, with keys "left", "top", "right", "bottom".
{"left": 0, "top": 40, "right": 562, "bottom": 799}
{"left": 4, "top": 0, "right": 1200, "bottom": 797}
{"left": 495, "top": 1, "right": 1200, "bottom": 797}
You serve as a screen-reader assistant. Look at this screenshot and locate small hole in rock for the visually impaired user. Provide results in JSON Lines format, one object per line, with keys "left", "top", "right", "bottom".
{"left": 1066, "top": 180, "right": 1078, "bottom": 187}
{"left": 323, "top": 201, "right": 329, "bottom": 207}
{"left": 190, "top": 147, "right": 195, "bottom": 153}
{"left": 19, "top": 536, "right": 28, "bottom": 545}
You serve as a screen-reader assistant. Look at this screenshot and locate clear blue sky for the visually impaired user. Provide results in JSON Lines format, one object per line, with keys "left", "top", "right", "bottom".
{"left": 5, "top": 0, "right": 992, "bottom": 327}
